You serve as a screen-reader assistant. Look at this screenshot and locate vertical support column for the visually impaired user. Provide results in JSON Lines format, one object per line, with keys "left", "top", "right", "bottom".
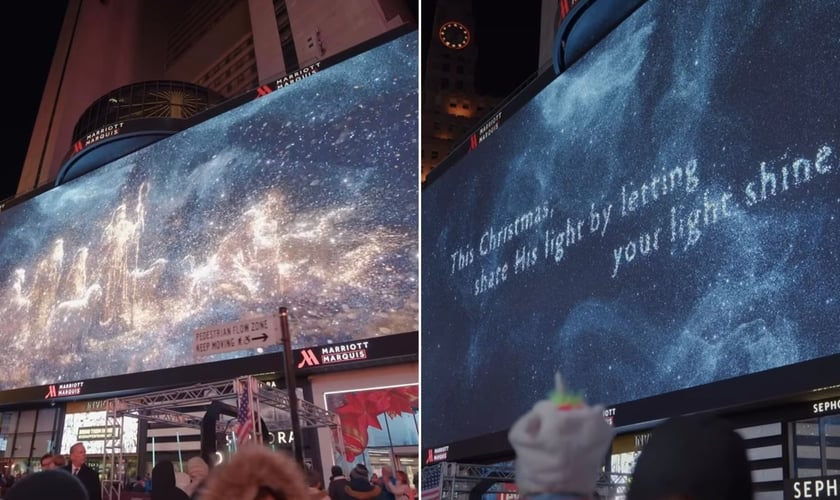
{"left": 102, "top": 399, "right": 123, "bottom": 500}
{"left": 280, "top": 306, "right": 304, "bottom": 465}
{"left": 247, "top": 0, "right": 287, "bottom": 83}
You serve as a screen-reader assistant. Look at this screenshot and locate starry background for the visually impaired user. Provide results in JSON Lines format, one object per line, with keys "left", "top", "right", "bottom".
{"left": 0, "top": 31, "right": 418, "bottom": 391}
{"left": 421, "top": 0, "right": 840, "bottom": 447}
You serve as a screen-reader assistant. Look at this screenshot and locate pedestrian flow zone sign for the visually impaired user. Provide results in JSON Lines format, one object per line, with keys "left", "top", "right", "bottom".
{"left": 193, "top": 315, "right": 281, "bottom": 357}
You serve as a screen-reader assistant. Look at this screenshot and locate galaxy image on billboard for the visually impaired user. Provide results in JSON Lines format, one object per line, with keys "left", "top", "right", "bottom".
{"left": 421, "top": 0, "right": 840, "bottom": 447}
{"left": 0, "top": 31, "right": 418, "bottom": 392}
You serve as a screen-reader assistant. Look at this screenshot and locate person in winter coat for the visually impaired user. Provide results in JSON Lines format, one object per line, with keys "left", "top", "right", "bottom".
{"left": 507, "top": 373, "right": 614, "bottom": 500}
{"left": 328, "top": 466, "right": 348, "bottom": 500}
{"left": 151, "top": 460, "right": 190, "bottom": 500}
{"left": 383, "top": 471, "right": 413, "bottom": 500}
{"left": 342, "top": 464, "right": 381, "bottom": 500}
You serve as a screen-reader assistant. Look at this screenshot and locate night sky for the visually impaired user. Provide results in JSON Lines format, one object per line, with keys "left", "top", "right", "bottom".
{"left": 422, "top": 0, "right": 541, "bottom": 98}
{"left": 5, "top": 2, "right": 68, "bottom": 201}
{"left": 422, "top": 0, "right": 840, "bottom": 448}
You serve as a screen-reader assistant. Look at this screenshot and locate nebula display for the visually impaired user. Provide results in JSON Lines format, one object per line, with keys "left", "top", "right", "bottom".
{"left": 0, "top": 31, "right": 418, "bottom": 391}
{"left": 421, "top": 0, "right": 840, "bottom": 447}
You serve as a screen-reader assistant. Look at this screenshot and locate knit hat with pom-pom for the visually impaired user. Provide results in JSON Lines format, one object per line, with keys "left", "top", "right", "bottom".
{"left": 508, "top": 373, "right": 613, "bottom": 496}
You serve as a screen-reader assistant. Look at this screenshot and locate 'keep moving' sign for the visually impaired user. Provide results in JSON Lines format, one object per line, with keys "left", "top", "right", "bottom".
{"left": 193, "top": 315, "right": 281, "bottom": 357}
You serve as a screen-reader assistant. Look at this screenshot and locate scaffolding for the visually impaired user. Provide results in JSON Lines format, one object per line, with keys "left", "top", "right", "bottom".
{"left": 436, "top": 462, "right": 631, "bottom": 500}
{"left": 439, "top": 462, "right": 517, "bottom": 499}
{"left": 100, "top": 375, "right": 340, "bottom": 500}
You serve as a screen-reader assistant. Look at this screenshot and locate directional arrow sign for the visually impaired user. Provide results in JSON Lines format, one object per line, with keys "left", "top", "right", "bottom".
{"left": 193, "top": 315, "right": 281, "bottom": 357}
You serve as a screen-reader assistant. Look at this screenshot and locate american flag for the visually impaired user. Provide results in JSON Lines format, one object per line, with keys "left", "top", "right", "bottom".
{"left": 421, "top": 463, "right": 444, "bottom": 500}
{"left": 235, "top": 380, "right": 253, "bottom": 443}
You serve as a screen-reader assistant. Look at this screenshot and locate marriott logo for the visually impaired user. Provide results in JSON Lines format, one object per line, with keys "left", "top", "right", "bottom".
{"left": 297, "top": 341, "right": 369, "bottom": 368}
{"left": 45, "top": 381, "right": 84, "bottom": 399}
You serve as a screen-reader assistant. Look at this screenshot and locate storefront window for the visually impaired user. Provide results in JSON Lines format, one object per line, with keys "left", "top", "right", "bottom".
{"left": 0, "top": 408, "right": 60, "bottom": 475}
{"left": 325, "top": 384, "right": 419, "bottom": 483}
{"left": 791, "top": 415, "right": 840, "bottom": 478}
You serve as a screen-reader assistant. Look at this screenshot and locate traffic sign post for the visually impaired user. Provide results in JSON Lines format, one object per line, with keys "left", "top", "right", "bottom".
{"left": 279, "top": 307, "right": 304, "bottom": 467}
{"left": 193, "top": 315, "right": 281, "bottom": 357}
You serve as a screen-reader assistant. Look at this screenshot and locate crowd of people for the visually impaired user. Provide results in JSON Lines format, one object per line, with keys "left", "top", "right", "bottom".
{"left": 327, "top": 463, "right": 415, "bottom": 500}
{"left": 1, "top": 442, "right": 416, "bottom": 500}
{"left": 3, "top": 372, "right": 754, "bottom": 500}
{"left": 503, "top": 374, "right": 754, "bottom": 500}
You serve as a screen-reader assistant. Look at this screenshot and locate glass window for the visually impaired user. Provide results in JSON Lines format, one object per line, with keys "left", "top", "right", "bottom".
{"left": 17, "top": 411, "right": 37, "bottom": 434}
{"left": 324, "top": 385, "right": 418, "bottom": 474}
{"left": 737, "top": 422, "right": 782, "bottom": 440}
{"left": 747, "top": 445, "right": 782, "bottom": 461}
{"left": 36, "top": 408, "right": 58, "bottom": 432}
{"left": 12, "top": 433, "right": 33, "bottom": 459}
{"left": 791, "top": 415, "right": 840, "bottom": 478}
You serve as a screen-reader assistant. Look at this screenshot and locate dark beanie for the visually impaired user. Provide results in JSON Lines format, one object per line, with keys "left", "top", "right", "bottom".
{"left": 331, "top": 465, "right": 344, "bottom": 478}
{"left": 350, "top": 463, "right": 369, "bottom": 481}
{"left": 6, "top": 469, "right": 89, "bottom": 500}
{"left": 628, "top": 415, "right": 753, "bottom": 500}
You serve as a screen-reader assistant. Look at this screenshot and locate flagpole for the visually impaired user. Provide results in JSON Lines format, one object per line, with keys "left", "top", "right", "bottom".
{"left": 176, "top": 432, "right": 183, "bottom": 472}
{"left": 245, "top": 376, "right": 256, "bottom": 443}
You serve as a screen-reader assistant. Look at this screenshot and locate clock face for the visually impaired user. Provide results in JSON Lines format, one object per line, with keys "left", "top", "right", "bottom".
{"left": 439, "top": 21, "right": 470, "bottom": 50}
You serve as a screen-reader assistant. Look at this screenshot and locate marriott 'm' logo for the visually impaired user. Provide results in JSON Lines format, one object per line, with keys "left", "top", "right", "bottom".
{"left": 297, "top": 349, "right": 320, "bottom": 368}
{"left": 44, "top": 381, "right": 84, "bottom": 399}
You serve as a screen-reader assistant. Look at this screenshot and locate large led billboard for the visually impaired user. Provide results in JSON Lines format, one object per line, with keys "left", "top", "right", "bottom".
{"left": 421, "top": 0, "right": 840, "bottom": 449}
{"left": 0, "top": 30, "right": 418, "bottom": 392}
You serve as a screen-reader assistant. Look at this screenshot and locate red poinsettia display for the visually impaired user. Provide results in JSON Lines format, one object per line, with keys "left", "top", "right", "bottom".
{"left": 333, "top": 386, "right": 418, "bottom": 462}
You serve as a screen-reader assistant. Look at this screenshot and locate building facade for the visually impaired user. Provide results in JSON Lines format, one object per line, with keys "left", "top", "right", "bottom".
{"left": 421, "top": 0, "right": 557, "bottom": 182}
{"left": 0, "top": 334, "right": 418, "bottom": 488}
{"left": 18, "top": 0, "right": 414, "bottom": 196}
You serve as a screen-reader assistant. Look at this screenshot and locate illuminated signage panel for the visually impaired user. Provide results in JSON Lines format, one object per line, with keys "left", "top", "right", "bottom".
{"left": 0, "top": 31, "right": 417, "bottom": 392}
{"left": 421, "top": 0, "right": 840, "bottom": 448}
{"left": 61, "top": 411, "right": 139, "bottom": 454}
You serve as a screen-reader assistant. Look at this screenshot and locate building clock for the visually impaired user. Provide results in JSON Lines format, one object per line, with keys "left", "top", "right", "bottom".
{"left": 439, "top": 21, "right": 471, "bottom": 50}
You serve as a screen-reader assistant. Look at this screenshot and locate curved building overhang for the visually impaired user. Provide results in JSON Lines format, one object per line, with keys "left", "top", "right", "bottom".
{"left": 56, "top": 80, "right": 227, "bottom": 187}
{"left": 55, "top": 117, "right": 185, "bottom": 187}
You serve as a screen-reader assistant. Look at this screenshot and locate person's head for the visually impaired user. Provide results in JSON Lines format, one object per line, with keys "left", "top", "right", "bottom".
{"left": 627, "top": 415, "right": 753, "bottom": 500}
{"left": 151, "top": 460, "right": 178, "bottom": 499}
{"left": 508, "top": 374, "right": 614, "bottom": 496}
{"left": 330, "top": 465, "right": 343, "bottom": 479}
{"left": 381, "top": 466, "right": 393, "bottom": 480}
{"left": 349, "top": 463, "right": 369, "bottom": 483}
{"left": 395, "top": 471, "right": 408, "bottom": 485}
{"left": 6, "top": 469, "right": 89, "bottom": 500}
{"left": 186, "top": 456, "right": 210, "bottom": 482}
{"left": 40, "top": 454, "right": 55, "bottom": 470}
{"left": 52, "top": 454, "right": 66, "bottom": 468}
{"left": 69, "top": 443, "right": 87, "bottom": 468}
{"left": 200, "top": 445, "right": 310, "bottom": 500}
{"left": 307, "top": 469, "right": 324, "bottom": 489}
